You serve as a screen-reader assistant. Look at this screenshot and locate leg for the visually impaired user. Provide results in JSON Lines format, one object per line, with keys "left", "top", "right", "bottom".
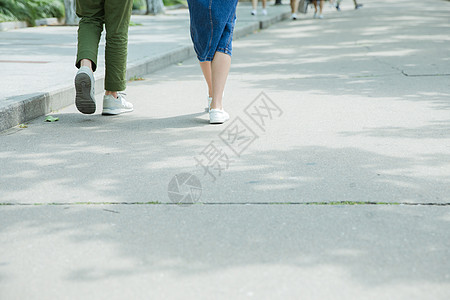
{"left": 291, "top": 0, "right": 299, "bottom": 17}
{"left": 252, "top": 0, "right": 258, "bottom": 10}
{"left": 199, "top": 61, "right": 213, "bottom": 98}
{"left": 74, "top": 0, "right": 104, "bottom": 114}
{"left": 80, "top": 59, "right": 92, "bottom": 69}
{"left": 210, "top": 52, "right": 231, "bottom": 110}
{"left": 100, "top": 0, "right": 134, "bottom": 115}
{"left": 261, "top": 0, "right": 267, "bottom": 15}
{"left": 103, "top": 0, "right": 133, "bottom": 96}
{"left": 76, "top": 0, "right": 104, "bottom": 72}
{"left": 251, "top": 0, "right": 257, "bottom": 15}
{"left": 320, "top": 0, "right": 324, "bottom": 14}
{"left": 294, "top": 0, "right": 299, "bottom": 12}
{"left": 354, "top": 0, "right": 363, "bottom": 9}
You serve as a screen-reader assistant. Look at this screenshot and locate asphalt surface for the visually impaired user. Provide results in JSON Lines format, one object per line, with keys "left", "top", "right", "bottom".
{"left": 0, "top": 0, "right": 449, "bottom": 299}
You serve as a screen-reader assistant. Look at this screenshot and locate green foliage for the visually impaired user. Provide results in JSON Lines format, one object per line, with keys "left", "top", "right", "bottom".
{"left": 129, "top": 21, "right": 143, "bottom": 27}
{"left": 128, "top": 75, "right": 145, "bottom": 81}
{"left": 132, "top": 0, "right": 145, "bottom": 10}
{"left": 44, "top": 115, "right": 59, "bottom": 122}
{"left": 163, "top": 0, "right": 186, "bottom": 6}
{"left": 0, "top": 0, "right": 28, "bottom": 22}
{"left": 0, "top": 0, "right": 64, "bottom": 25}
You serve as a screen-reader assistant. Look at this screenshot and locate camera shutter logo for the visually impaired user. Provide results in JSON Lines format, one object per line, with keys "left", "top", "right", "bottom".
{"left": 168, "top": 173, "right": 202, "bottom": 204}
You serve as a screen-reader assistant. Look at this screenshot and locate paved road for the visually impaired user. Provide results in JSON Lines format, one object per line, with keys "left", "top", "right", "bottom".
{"left": 1, "top": 0, "right": 449, "bottom": 298}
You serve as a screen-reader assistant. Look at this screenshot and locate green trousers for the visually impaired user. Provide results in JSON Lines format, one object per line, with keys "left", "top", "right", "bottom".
{"left": 76, "top": 0, "right": 133, "bottom": 92}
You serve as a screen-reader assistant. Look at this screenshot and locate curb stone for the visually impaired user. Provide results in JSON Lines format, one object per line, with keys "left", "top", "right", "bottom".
{"left": 0, "top": 18, "right": 64, "bottom": 32}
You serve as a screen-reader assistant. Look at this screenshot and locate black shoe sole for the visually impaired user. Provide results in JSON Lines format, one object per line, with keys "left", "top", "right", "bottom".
{"left": 75, "top": 73, "right": 96, "bottom": 114}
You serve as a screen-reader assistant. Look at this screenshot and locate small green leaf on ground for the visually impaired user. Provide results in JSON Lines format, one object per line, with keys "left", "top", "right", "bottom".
{"left": 129, "top": 76, "right": 145, "bottom": 82}
{"left": 19, "top": 124, "right": 28, "bottom": 128}
{"left": 45, "top": 116, "right": 59, "bottom": 122}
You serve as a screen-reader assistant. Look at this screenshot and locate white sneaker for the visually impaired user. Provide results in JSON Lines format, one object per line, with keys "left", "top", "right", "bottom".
{"left": 209, "top": 109, "right": 230, "bottom": 124}
{"left": 319, "top": 14, "right": 324, "bottom": 19}
{"left": 313, "top": 12, "right": 318, "bottom": 19}
{"left": 75, "top": 66, "right": 96, "bottom": 114}
{"left": 251, "top": 9, "right": 257, "bottom": 16}
{"left": 291, "top": 13, "right": 298, "bottom": 20}
{"left": 262, "top": 9, "right": 267, "bottom": 16}
{"left": 102, "top": 93, "right": 133, "bottom": 115}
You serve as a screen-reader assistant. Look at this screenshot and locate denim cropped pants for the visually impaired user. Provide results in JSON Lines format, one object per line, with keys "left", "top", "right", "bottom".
{"left": 75, "top": 0, "right": 133, "bottom": 91}
{"left": 187, "top": 0, "right": 239, "bottom": 62}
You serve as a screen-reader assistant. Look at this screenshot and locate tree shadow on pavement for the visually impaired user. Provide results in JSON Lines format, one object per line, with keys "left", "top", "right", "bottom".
{"left": 1, "top": 0, "right": 450, "bottom": 296}
{"left": 0, "top": 203, "right": 449, "bottom": 297}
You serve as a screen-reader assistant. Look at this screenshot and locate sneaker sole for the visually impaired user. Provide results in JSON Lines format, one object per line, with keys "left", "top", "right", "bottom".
{"left": 209, "top": 117, "right": 229, "bottom": 124}
{"left": 75, "top": 73, "right": 96, "bottom": 114}
{"left": 102, "top": 108, "right": 134, "bottom": 116}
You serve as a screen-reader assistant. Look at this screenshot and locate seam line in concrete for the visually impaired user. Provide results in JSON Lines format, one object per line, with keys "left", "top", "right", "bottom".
{"left": 401, "top": 71, "right": 450, "bottom": 77}
{"left": 1, "top": 202, "right": 449, "bottom": 206}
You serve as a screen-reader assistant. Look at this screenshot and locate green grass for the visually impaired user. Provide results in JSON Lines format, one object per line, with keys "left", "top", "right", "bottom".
{"left": 0, "top": 0, "right": 64, "bottom": 25}
{"left": 128, "top": 75, "right": 145, "bottom": 81}
{"left": 163, "top": 0, "right": 187, "bottom": 6}
{"left": 1, "top": 0, "right": 188, "bottom": 24}
{"left": 133, "top": 0, "right": 145, "bottom": 10}
{"left": 129, "top": 21, "right": 143, "bottom": 26}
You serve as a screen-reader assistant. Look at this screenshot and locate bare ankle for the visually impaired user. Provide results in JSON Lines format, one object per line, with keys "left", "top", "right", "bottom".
{"left": 105, "top": 91, "right": 118, "bottom": 98}
{"left": 80, "top": 59, "right": 93, "bottom": 71}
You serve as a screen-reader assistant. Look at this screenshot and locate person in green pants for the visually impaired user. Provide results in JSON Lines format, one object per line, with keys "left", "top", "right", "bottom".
{"left": 74, "top": 0, "right": 134, "bottom": 115}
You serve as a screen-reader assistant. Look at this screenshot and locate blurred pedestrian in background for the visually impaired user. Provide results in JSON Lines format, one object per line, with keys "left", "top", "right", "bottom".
{"left": 251, "top": 0, "right": 268, "bottom": 16}
{"left": 313, "top": 0, "right": 324, "bottom": 19}
{"left": 335, "top": 0, "right": 363, "bottom": 10}
{"left": 291, "top": 0, "right": 299, "bottom": 20}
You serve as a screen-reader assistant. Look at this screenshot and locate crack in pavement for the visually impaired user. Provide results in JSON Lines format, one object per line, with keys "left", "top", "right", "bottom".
{"left": 0, "top": 201, "right": 449, "bottom": 206}
{"left": 362, "top": 45, "right": 450, "bottom": 77}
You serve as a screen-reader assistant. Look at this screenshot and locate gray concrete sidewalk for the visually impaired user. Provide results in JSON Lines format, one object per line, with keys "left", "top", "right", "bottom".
{"left": 0, "top": 0, "right": 450, "bottom": 298}
{"left": 0, "top": 2, "right": 290, "bottom": 132}
{"left": 1, "top": 205, "right": 449, "bottom": 299}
